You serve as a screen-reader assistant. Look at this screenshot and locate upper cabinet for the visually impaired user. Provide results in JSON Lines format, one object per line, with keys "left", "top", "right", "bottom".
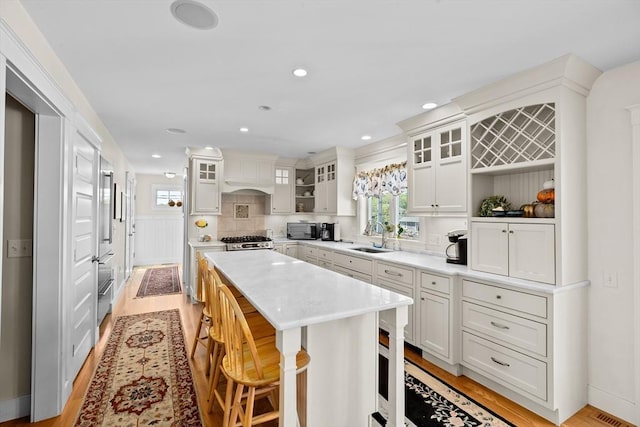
{"left": 189, "top": 149, "right": 224, "bottom": 215}
{"left": 221, "top": 149, "right": 277, "bottom": 194}
{"left": 270, "top": 165, "right": 294, "bottom": 214}
{"left": 398, "top": 104, "right": 467, "bottom": 215}
{"left": 454, "top": 54, "right": 602, "bottom": 286}
{"left": 312, "top": 147, "right": 356, "bottom": 216}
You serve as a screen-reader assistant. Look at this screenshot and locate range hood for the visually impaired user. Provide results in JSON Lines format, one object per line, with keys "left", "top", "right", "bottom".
{"left": 220, "top": 149, "right": 277, "bottom": 195}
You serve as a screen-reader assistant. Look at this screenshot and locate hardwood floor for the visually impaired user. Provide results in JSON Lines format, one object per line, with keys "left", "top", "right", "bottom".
{"left": 0, "top": 264, "right": 633, "bottom": 427}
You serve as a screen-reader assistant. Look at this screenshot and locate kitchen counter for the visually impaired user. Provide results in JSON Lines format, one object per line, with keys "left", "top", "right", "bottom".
{"left": 278, "top": 239, "right": 589, "bottom": 294}
{"left": 205, "top": 249, "right": 412, "bottom": 427}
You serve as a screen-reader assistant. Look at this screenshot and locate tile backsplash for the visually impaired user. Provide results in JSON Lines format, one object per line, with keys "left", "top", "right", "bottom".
{"left": 217, "top": 194, "right": 266, "bottom": 238}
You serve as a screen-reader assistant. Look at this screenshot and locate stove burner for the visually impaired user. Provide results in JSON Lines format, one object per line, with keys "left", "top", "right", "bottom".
{"left": 221, "top": 235, "right": 272, "bottom": 244}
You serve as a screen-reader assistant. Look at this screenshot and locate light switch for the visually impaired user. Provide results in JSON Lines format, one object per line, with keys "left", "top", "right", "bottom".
{"left": 603, "top": 271, "right": 618, "bottom": 288}
{"left": 7, "top": 240, "right": 20, "bottom": 258}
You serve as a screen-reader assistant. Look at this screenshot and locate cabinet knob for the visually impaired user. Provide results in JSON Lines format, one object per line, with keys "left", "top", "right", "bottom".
{"left": 496, "top": 295, "right": 502, "bottom": 299}
{"left": 431, "top": 281, "right": 436, "bottom": 285}
{"left": 502, "top": 229, "right": 507, "bottom": 233}
{"left": 421, "top": 297, "right": 425, "bottom": 301}
{"left": 509, "top": 230, "right": 514, "bottom": 234}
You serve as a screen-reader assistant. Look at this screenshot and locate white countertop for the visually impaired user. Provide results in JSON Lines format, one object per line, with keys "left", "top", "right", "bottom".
{"left": 276, "top": 239, "right": 588, "bottom": 294}
{"left": 188, "top": 239, "right": 226, "bottom": 249}
{"left": 204, "top": 250, "right": 413, "bottom": 331}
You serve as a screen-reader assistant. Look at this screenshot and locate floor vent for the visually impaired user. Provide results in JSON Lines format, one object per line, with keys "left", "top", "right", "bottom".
{"left": 593, "top": 411, "right": 632, "bottom": 427}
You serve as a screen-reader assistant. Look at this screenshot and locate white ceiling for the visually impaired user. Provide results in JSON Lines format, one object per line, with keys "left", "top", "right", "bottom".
{"left": 18, "top": 0, "right": 640, "bottom": 175}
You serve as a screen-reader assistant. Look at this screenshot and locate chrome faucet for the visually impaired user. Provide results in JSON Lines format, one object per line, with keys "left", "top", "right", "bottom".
{"left": 376, "top": 222, "right": 387, "bottom": 248}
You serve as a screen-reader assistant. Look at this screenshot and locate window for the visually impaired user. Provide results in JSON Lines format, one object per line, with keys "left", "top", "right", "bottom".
{"left": 153, "top": 185, "right": 183, "bottom": 209}
{"left": 275, "top": 168, "right": 289, "bottom": 185}
{"left": 367, "top": 191, "right": 420, "bottom": 238}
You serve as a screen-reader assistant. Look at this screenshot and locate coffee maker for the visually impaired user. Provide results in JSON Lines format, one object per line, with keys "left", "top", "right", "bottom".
{"left": 445, "top": 229, "right": 468, "bottom": 265}
{"left": 321, "top": 223, "right": 340, "bottom": 241}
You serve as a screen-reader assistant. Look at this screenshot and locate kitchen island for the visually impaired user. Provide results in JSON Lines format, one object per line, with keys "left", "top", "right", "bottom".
{"left": 204, "top": 250, "right": 413, "bottom": 427}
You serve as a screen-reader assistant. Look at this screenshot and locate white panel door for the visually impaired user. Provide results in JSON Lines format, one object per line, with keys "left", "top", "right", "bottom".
{"left": 419, "top": 291, "right": 450, "bottom": 358}
{"left": 68, "top": 132, "right": 98, "bottom": 381}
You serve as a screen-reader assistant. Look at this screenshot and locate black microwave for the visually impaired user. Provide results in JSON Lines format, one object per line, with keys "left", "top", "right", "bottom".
{"left": 287, "top": 222, "right": 320, "bottom": 240}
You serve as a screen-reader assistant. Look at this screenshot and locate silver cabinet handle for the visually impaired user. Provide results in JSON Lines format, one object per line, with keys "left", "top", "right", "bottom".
{"left": 384, "top": 269, "right": 402, "bottom": 277}
{"left": 491, "top": 357, "right": 510, "bottom": 367}
{"left": 490, "top": 321, "right": 510, "bottom": 330}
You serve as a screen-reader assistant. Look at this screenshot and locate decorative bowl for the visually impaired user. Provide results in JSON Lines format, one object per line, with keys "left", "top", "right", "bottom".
{"left": 506, "top": 210, "right": 524, "bottom": 217}
{"left": 492, "top": 209, "right": 507, "bottom": 217}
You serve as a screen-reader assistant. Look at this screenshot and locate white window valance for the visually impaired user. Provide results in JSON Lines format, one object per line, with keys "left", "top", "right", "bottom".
{"left": 352, "top": 161, "right": 407, "bottom": 199}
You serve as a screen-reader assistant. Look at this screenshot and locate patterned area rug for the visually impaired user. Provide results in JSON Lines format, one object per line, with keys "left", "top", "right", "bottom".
{"left": 374, "top": 345, "right": 514, "bottom": 427}
{"left": 74, "top": 309, "right": 202, "bottom": 426}
{"left": 136, "top": 265, "right": 182, "bottom": 298}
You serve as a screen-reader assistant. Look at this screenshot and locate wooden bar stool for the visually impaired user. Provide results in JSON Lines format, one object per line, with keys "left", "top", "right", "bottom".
{"left": 190, "top": 252, "right": 211, "bottom": 358}
{"left": 217, "top": 284, "right": 310, "bottom": 427}
{"left": 206, "top": 267, "right": 275, "bottom": 415}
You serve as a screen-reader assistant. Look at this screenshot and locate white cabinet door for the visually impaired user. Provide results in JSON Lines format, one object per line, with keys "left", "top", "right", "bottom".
{"left": 408, "top": 122, "right": 466, "bottom": 213}
{"left": 471, "top": 221, "right": 556, "bottom": 284}
{"left": 284, "top": 244, "right": 298, "bottom": 258}
{"left": 192, "top": 158, "right": 220, "bottom": 214}
{"left": 471, "top": 221, "right": 509, "bottom": 276}
{"left": 508, "top": 223, "right": 555, "bottom": 284}
{"left": 314, "top": 163, "right": 327, "bottom": 212}
{"left": 325, "top": 161, "right": 337, "bottom": 214}
{"left": 271, "top": 167, "right": 293, "bottom": 214}
{"left": 378, "top": 278, "right": 414, "bottom": 344}
{"left": 419, "top": 291, "right": 450, "bottom": 358}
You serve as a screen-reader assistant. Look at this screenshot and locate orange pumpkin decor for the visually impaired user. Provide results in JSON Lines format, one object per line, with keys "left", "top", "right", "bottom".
{"left": 536, "top": 188, "right": 555, "bottom": 204}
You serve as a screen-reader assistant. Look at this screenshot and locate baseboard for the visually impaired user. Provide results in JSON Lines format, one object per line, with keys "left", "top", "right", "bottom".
{"left": 419, "top": 350, "right": 462, "bottom": 377}
{"left": 0, "top": 395, "right": 30, "bottom": 423}
{"left": 588, "top": 384, "right": 638, "bottom": 425}
{"left": 133, "top": 258, "right": 182, "bottom": 267}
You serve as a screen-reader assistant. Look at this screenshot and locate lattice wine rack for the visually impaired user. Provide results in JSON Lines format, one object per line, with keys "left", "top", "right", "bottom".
{"left": 470, "top": 103, "right": 556, "bottom": 169}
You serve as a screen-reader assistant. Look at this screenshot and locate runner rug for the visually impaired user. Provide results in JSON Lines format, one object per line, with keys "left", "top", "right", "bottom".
{"left": 374, "top": 345, "right": 515, "bottom": 427}
{"left": 136, "top": 265, "right": 182, "bottom": 298}
{"left": 74, "top": 309, "right": 202, "bottom": 426}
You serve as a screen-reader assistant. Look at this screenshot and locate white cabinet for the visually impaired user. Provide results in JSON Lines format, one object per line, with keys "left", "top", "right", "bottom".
{"left": 418, "top": 271, "right": 453, "bottom": 360}
{"left": 404, "top": 119, "right": 467, "bottom": 214}
{"left": 461, "top": 279, "right": 550, "bottom": 403}
{"left": 191, "top": 156, "right": 222, "bottom": 214}
{"left": 471, "top": 221, "right": 555, "bottom": 284}
{"left": 311, "top": 147, "right": 356, "bottom": 216}
{"left": 333, "top": 252, "right": 373, "bottom": 282}
{"left": 314, "top": 161, "right": 337, "bottom": 214}
{"left": 270, "top": 166, "right": 294, "bottom": 214}
{"left": 375, "top": 262, "right": 415, "bottom": 344}
{"left": 274, "top": 242, "right": 299, "bottom": 258}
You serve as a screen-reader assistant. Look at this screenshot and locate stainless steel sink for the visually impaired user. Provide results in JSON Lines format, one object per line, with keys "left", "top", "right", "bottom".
{"left": 350, "top": 247, "right": 389, "bottom": 253}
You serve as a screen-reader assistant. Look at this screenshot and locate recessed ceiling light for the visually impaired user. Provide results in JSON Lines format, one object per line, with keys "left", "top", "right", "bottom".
{"left": 152, "top": 154, "right": 162, "bottom": 158}
{"left": 292, "top": 68, "right": 308, "bottom": 77}
{"left": 164, "top": 172, "right": 176, "bottom": 179}
{"left": 361, "top": 135, "right": 372, "bottom": 141}
{"left": 166, "top": 127, "right": 186, "bottom": 134}
{"left": 422, "top": 102, "right": 438, "bottom": 110}
{"left": 239, "top": 127, "right": 249, "bottom": 133}
{"left": 170, "top": 0, "right": 218, "bottom": 30}
{"left": 258, "top": 105, "right": 271, "bottom": 111}
{"left": 204, "top": 146, "right": 214, "bottom": 150}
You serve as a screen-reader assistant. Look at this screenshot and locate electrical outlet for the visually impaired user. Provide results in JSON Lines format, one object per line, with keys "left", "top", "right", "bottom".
{"left": 603, "top": 271, "right": 618, "bottom": 288}
{"left": 7, "top": 239, "right": 32, "bottom": 258}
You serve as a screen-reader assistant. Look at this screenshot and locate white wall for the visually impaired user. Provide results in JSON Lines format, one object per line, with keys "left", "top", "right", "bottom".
{"left": 586, "top": 59, "right": 640, "bottom": 423}
{"left": 134, "top": 174, "right": 183, "bottom": 266}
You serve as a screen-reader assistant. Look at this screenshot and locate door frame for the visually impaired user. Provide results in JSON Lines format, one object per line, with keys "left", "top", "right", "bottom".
{"left": 628, "top": 103, "right": 640, "bottom": 426}
{"left": 1, "top": 20, "right": 101, "bottom": 421}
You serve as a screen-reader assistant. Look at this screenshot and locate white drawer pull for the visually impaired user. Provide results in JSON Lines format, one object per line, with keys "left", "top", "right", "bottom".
{"left": 491, "top": 357, "right": 510, "bottom": 367}
{"left": 384, "top": 269, "right": 403, "bottom": 277}
{"left": 490, "top": 321, "right": 510, "bottom": 330}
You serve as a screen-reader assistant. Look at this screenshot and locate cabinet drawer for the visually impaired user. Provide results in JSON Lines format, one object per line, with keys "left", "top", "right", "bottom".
{"left": 462, "top": 280, "right": 547, "bottom": 318}
{"left": 462, "top": 332, "right": 547, "bottom": 401}
{"left": 420, "top": 271, "right": 450, "bottom": 295}
{"left": 462, "top": 302, "right": 547, "bottom": 357}
{"left": 318, "top": 260, "right": 333, "bottom": 270}
{"left": 332, "top": 265, "right": 372, "bottom": 283}
{"left": 317, "top": 249, "right": 333, "bottom": 262}
{"left": 334, "top": 254, "right": 373, "bottom": 275}
{"left": 376, "top": 262, "right": 413, "bottom": 285}
{"left": 301, "top": 246, "right": 317, "bottom": 258}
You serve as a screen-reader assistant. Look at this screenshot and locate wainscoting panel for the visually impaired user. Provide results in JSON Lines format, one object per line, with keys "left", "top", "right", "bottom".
{"left": 134, "top": 215, "right": 184, "bottom": 266}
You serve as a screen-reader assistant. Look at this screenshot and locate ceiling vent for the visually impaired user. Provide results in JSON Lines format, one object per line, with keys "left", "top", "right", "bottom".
{"left": 170, "top": 0, "right": 218, "bottom": 30}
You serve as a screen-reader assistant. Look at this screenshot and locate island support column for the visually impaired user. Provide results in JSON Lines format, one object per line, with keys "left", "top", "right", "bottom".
{"left": 277, "top": 326, "right": 302, "bottom": 427}
{"left": 380, "top": 306, "right": 408, "bottom": 427}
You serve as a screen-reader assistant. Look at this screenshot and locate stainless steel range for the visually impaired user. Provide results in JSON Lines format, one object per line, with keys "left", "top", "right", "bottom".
{"left": 221, "top": 235, "right": 274, "bottom": 251}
